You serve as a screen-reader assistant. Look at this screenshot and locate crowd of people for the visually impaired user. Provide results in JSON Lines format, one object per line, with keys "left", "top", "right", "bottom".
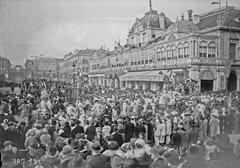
{"left": 0, "top": 79, "right": 240, "bottom": 168}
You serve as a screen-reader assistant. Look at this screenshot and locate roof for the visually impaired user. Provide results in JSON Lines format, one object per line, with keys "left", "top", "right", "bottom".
{"left": 198, "top": 6, "right": 240, "bottom": 30}
{"left": 129, "top": 9, "right": 172, "bottom": 34}
{"left": 168, "top": 18, "right": 200, "bottom": 33}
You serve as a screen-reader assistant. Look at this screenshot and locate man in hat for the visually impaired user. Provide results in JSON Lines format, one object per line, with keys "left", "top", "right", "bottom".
{"left": 182, "top": 144, "right": 208, "bottom": 168}
{"left": 71, "top": 120, "right": 84, "bottom": 139}
{"left": 87, "top": 141, "right": 109, "bottom": 168}
{"left": 124, "top": 117, "right": 135, "bottom": 142}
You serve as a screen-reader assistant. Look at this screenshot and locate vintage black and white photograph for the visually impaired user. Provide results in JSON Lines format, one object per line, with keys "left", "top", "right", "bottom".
{"left": 0, "top": 0, "right": 240, "bottom": 167}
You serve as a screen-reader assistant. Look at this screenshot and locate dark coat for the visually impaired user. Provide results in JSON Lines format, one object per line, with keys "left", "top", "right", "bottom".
{"left": 124, "top": 121, "right": 135, "bottom": 142}
{"left": 85, "top": 125, "right": 96, "bottom": 141}
{"left": 111, "top": 132, "right": 124, "bottom": 147}
{"left": 61, "top": 125, "right": 71, "bottom": 138}
{"left": 135, "top": 124, "right": 146, "bottom": 138}
{"left": 172, "top": 132, "right": 181, "bottom": 148}
{"left": 88, "top": 154, "right": 109, "bottom": 168}
{"left": 71, "top": 125, "right": 84, "bottom": 138}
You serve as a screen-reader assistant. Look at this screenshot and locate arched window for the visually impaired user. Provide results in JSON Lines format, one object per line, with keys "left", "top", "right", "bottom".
{"left": 172, "top": 45, "right": 177, "bottom": 59}
{"left": 199, "top": 41, "right": 207, "bottom": 57}
{"left": 157, "top": 47, "right": 165, "bottom": 61}
{"left": 184, "top": 42, "right": 190, "bottom": 57}
{"left": 166, "top": 46, "right": 171, "bottom": 60}
{"left": 157, "top": 48, "right": 161, "bottom": 61}
{"left": 208, "top": 42, "right": 216, "bottom": 58}
{"left": 178, "top": 44, "right": 184, "bottom": 58}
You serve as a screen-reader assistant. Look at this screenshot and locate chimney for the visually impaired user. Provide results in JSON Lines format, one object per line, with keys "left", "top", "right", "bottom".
{"left": 188, "top": 9, "right": 193, "bottom": 22}
{"left": 193, "top": 15, "right": 200, "bottom": 24}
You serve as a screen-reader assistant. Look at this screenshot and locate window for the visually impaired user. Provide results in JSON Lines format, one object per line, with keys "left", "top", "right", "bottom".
{"left": 143, "top": 33, "right": 146, "bottom": 43}
{"left": 166, "top": 46, "right": 171, "bottom": 60}
{"left": 157, "top": 47, "right": 165, "bottom": 61}
{"left": 172, "top": 45, "right": 177, "bottom": 59}
{"left": 208, "top": 42, "right": 216, "bottom": 58}
{"left": 178, "top": 44, "right": 184, "bottom": 58}
{"left": 157, "top": 48, "right": 161, "bottom": 61}
{"left": 199, "top": 41, "right": 207, "bottom": 57}
{"left": 229, "top": 43, "right": 236, "bottom": 60}
{"left": 184, "top": 43, "right": 190, "bottom": 57}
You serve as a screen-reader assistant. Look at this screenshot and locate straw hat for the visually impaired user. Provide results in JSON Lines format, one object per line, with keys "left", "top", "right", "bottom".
{"left": 150, "top": 145, "right": 166, "bottom": 157}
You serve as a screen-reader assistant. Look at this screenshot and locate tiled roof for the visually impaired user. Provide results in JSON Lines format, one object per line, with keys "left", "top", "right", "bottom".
{"left": 168, "top": 19, "right": 200, "bottom": 33}
{"left": 198, "top": 6, "right": 240, "bottom": 30}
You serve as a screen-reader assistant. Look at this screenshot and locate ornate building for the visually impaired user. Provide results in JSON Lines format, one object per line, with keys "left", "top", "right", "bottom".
{"left": 89, "top": 4, "right": 240, "bottom": 92}
{"left": 25, "top": 56, "right": 62, "bottom": 80}
{"left": 59, "top": 49, "right": 96, "bottom": 83}
{"left": 0, "top": 55, "right": 11, "bottom": 81}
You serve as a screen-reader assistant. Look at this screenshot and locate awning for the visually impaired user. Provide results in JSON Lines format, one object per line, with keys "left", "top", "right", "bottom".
{"left": 120, "top": 70, "right": 165, "bottom": 82}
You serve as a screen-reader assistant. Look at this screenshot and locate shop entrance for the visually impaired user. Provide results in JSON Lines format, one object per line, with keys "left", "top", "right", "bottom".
{"left": 227, "top": 71, "right": 237, "bottom": 91}
{"left": 201, "top": 80, "right": 213, "bottom": 92}
{"left": 201, "top": 70, "right": 214, "bottom": 92}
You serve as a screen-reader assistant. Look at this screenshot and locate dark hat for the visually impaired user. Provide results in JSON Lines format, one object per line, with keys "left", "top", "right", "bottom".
{"left": 164, "top": 150, "right": 180, "bottom": 166}
{"left": 187, "top": 144, "right": 203, "bottom": 157}
{"left": 214, "top": 134, "right": 234, "bottom": 149}
{"left": 71, "top": 140, "right": 80, "bottom": 150}
{"left": 108, "top": 141, "right": 119, "bottom": 150}
{"left": 91, "top": 141, "right": 101, "bottom": 151}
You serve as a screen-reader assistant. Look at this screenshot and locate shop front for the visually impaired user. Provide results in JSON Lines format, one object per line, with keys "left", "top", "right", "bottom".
{"left": 119, "top": 70, "right": 165, "bottom": 91}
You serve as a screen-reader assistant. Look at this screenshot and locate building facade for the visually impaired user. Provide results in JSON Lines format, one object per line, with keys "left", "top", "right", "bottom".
{"left": 59, "top": 49, "right": 96, "bottom": 83}
{"left": 8, "top": 65, "right": 28, "bottom": 83}
{"left": 0, "top": 55, "right": 11, "bottom": 81}
{"left": 25, "top": 56, "right": 62, "bottom": 80}
{"left": 89, "top": 5, "right": 240, "bottom": 92}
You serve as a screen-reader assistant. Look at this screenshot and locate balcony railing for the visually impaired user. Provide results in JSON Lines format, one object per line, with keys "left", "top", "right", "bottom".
{"left": 89, "top": 57, "right": 240, "bottom": 74}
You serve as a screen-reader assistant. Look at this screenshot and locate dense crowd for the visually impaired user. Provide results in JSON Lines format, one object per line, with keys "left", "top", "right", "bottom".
{"left": 0, "top": 79, "right": 240, "bottom": 168}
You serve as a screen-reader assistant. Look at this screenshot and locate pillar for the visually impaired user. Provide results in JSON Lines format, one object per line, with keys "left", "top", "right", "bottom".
{"left": 135, "top": 81, "right": 139, "bottom": 89}
{"left": 115, "top": 78, "right": 119, "bottom": 88}
{"left": 120, "top": 81, "right": 123, "bottom": 89}
{"left": 142, "top": 82, "right": 147, "bottom": 90}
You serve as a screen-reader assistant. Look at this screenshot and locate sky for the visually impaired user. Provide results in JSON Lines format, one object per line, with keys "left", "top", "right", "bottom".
{"left": 0, "top": 0, "right": 240, "bottom": 65}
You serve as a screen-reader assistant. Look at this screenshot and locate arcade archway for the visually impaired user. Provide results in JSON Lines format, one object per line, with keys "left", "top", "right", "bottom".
{"left": 201, "top": 70, "right": 214, "bottom": 92}
{"left": 227, "top": 71, "right": 237, "bottom": 91}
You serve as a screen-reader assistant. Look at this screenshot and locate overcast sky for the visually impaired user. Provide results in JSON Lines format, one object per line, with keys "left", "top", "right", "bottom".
{"left": 0, "top": 0, "right": 240, "bottom": 65}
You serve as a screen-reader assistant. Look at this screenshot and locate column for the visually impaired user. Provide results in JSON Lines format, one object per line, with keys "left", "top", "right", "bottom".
{"left": 120, "top": 81, "right": 123, "bottom": 89}
{"left": 115, "top": 78, "right": 119, "bottom": 88}
{"left": 142, "top": 82, "right": 147, "bottom": 90}
{"left": 135, "top": 81, "right": 139, "bottom": 89}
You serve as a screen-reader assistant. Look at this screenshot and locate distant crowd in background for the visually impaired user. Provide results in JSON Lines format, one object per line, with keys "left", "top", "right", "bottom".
{"left": 0, "top": 79, "right": 240, "bottom": 168}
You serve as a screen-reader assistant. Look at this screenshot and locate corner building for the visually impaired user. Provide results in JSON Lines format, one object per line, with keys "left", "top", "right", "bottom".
{"left": 89, "top": 5, "right": 240, "bottom": 92}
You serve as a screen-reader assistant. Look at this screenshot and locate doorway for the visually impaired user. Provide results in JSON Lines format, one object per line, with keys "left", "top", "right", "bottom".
{"left": 227, "top": 71, "right": 237, "bottom": 91}
{"left": 201, "top": 80, "right": 213, "bottom": 92}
